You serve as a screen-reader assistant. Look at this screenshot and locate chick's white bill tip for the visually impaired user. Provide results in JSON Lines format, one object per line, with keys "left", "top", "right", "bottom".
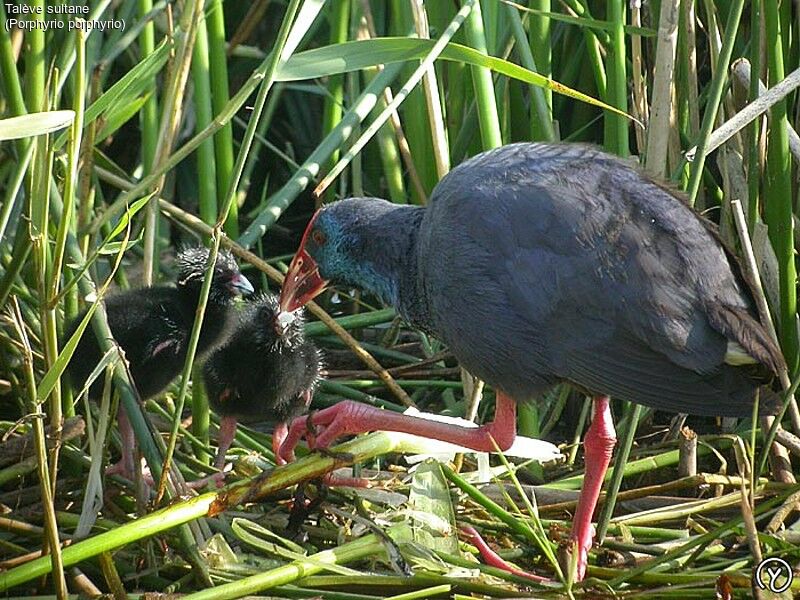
{"left": 276, "top": 310, "right": 296, "bottom": 330}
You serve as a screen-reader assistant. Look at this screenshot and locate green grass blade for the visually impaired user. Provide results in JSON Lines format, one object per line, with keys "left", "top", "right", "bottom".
{"left": 0, "top": 111, "right": 75, "bottom": 140}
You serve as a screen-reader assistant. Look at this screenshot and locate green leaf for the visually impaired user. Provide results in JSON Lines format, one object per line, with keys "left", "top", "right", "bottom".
{"left": 406, "top": 461, "right": 460, "bottom": 555}
{"left": 70, "top": 347, "right": 120, "bottom": 401}
{"left": 84, "top": 39, "right": 170, "bottom": 125}
{"left": 230, "top": 518, "right": 362, "bottom": 576}
{"left": 504, "top": 1, "right": 656, "bottom": 37}
{"left": 107, "top": 194, "right": 154, "bottom": 240}
{"left": 97, "top": 236, "right": 142, "bottom": 255}
{"left": 278, "top": 38, "right": 632, "bottom": 120}
{"left": 60, "top": 196, "right": 152, "bottom": 301}
{"left": 96, "top": 93, "right": 151, "bottom": 142}
{"left": 92, "top": 147, "right": 131, "bottom": 181}
{"left": 231, "top": 518, "right": 307, "bottom": 558}
{"left": 99, "top": 0, "right": 169, "bottom": 65}
{"left": 54, "top": 39, "right": 171, "bottom": 149}
{"left": 37, "top": 303, "right": 111, "bottom": 404}
{"left": 0, "top": 111, "right": 75, "bottom": 141}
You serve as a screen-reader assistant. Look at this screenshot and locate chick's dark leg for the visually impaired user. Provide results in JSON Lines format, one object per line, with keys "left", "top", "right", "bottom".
{"left": 566, "top": 395, "right": 616, "bottom": 581}
{"left": 278, "top": 393, "right": 517, "bottom": 463}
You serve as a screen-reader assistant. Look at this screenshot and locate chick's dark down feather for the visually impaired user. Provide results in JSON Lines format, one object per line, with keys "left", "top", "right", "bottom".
{"left": 66, "top": 247, "right": 248, "bottom": 400}
{"left": 203, "top": 293, "right": 321, "bottom": 425}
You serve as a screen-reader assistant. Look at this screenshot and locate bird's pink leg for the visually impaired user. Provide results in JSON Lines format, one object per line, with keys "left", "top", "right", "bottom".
{"left": 106, "top": 404, "right": 137, "bottom": 479}
{"left": 278, "top": 392, "right": 517, "bottom": 463}
{"left": 568, "top": 395, "right": 616, "bottom": 581}
{"left": 215, "top": 415, "right": 238, "bottom": 470}
{"left": 274, "top": 389, "right": 312, "bottom": 465}
{"left": 272, "top": 421, "right": 289, "bottom": 465}
{"left": 180, "top": 416, "right": 238, "bottom": 489}
{"left": 300, "top": 388, "right": 313, "bottom": 410}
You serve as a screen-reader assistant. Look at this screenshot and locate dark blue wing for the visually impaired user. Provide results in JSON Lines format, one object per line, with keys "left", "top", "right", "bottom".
{"left": 420, "top": 143, "right": 772, "bottom": 415}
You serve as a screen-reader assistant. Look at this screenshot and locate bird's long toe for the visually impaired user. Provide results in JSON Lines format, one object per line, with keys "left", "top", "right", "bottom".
{"left": 272, "top": 422, "right": 290, "bottom": 465}
{"left": 184, "top": 471, "right": 227, "bottom": 490}
{"left": 277, "top": 415, "right": 309, "bottom": 463}
{"left": 105, "top": 459, "right": 131, "bottom": 479}
{"left": 278, "top": 402, "right": 356, "bottom": 463}
{"left": 462, "top": 525, "right": 548, "bottom": 583}
{"left": 105, "top": 449, "right": 139, "bottom": 482}
{"left": 574, "top": 532, "right": 592, "bottom": 581}
{"left": 308, "top": 400, "right": 364, "bottom": 448}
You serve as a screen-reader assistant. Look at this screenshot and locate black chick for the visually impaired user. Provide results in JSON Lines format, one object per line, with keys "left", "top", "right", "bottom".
{"left": 66, "top": 246, "right": 254, "bottom": 477}
{"left": 202, "top": 293, "right": 321, "bottom": 469}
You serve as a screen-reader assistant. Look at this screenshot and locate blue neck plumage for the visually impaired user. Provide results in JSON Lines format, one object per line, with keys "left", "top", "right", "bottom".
{"left": 347, "top": 259, "right": 401, "bottom": 307}
{"left": 336, "top": 204, "right": 427, "bottom": 323}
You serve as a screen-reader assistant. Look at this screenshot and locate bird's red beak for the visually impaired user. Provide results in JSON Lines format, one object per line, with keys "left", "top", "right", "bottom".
{"left": 279, "top": 213, "right": 329, "bottom": 313}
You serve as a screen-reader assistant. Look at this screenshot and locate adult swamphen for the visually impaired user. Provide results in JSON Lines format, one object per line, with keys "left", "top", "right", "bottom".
{"left": 276, "top": 142, "right": 785, "bottom": 580}
{"left": 203, "top": 292, "right": 321, "bottom": 471}
{"left": 67, "top": 246, "right": 254, "bottom": 478}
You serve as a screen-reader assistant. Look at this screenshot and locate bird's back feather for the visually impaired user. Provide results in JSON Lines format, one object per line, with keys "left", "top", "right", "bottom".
{"left": 415, "top": 143, "right": 782, "bottom": 416}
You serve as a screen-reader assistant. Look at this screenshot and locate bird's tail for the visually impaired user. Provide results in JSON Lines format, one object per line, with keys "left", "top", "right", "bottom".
{"left": 720, "top": 363, "right": 782, "bottom": 417}
{"left": 709, "top": 304, "right": 786, "bottom": 378}
{"left": 754, "top": 384, "right": 784, "bottom": 417}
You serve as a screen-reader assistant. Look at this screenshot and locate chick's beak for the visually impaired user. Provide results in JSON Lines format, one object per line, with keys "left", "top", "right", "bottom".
{"left": 229, "top": 273, "right": 255, "bottom": 296}
{"left": 279, "top": 247, "right": 328, "bottom": 313}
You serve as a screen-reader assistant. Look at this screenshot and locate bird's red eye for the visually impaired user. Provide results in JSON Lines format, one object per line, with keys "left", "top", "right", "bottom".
{"left": 311, "top": 229, "right": 327, "bottom": 246}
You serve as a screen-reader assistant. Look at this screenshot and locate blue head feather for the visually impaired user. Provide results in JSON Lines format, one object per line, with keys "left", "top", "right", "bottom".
{"left": 305, "top": 198, "right": 425, "bottom": 309}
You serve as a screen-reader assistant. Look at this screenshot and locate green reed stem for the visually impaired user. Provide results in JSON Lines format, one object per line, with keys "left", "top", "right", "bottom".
{"left": 206, "top": 0, "right": 237, "bottom": 236}
{"left": 191, "top": 14, "right": 219, "bottom": 230}
{"left": 526, "top": 0, "right": 553, "bottom": 140}
{"left": 10, "top": 298, "right": 68, "bottom": 598}
{"left": 685, "top": 0, "right": 744, "bottom": 205}
{"left": 595, "top": 403, "right": 642, "bottom": 543}
{"left": 762, "top": 0, "right": 798, "bottom": 375}
{"left": 605, "top": 0, "right": 628, "bottom": 156}
{"left": 237, "top": 64, "right": 403, "bottom": 247}
{"left": 464, "top": 0, "right": 502, "bottom": 149}
{"left": 156, "top": 0, "right": 303, "bottom": 502}
{"left": 0, "top": 432, "right": 402, "bottom": 592}
{"left": 183, "top": 534, "right": 384, "bottom": 600}
{"left": 320, "top": 0, "right": 350, "bottom": 203}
